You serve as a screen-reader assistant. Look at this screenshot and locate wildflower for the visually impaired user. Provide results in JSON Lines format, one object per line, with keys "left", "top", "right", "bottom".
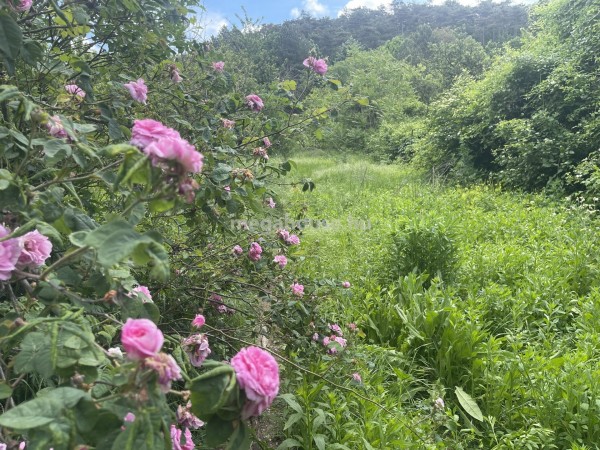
{"left": 124, "top": 412, "right": 136, "bottom": 423}
{"left": 267, "top": 197, "right": 276, "bottom": 208}
{"left": 17, "top": 230, "right": 52, "bottom": 268}
{"left": 322, "top": 336, "right": 330, "bottom": 346}
{"left": 291, "top": 283, "right": 304, "bottom": 297}
{"left": 123, "top": 78, "right": 148, "bottom": 104}
{"left": 0, "top": 225, "right": 21, "bottom": 281}
{"left": 144, "top": 352, "right": 182, "bottom": 392}
{"left": 263, "top": 137, "right": 271, "bottom": 148}
{"left": 170, "top": 425, "right": 194, "bottom": 450}
{"left": 182, "top": 334, "right": 211, "bottom": 367}
{"left": 248, "top": 242, "right": 262, "bottom": 261}
{"left": 273, "top": 254, "right": 287, "bottom": 268}
{"left": 191, "top": 314, "right": 205, "bottom": 328}
{"left": 434, "top": 398, "right": 445, "bottom": 409}
{"left": 232, "top": 245, "right": 243, "bottom": 256}
{"left": 231, "top": 346, "right": 280, "bottom": 419}
{"left": 352, "top": 372, "right": 362, "bottom": 382}
{"left": 121, "top": 318, "right": 164, "bottom": 360}
{"left": 312, "top": 332, "right": 319, "bottom": 341}
{"left": 277, "top": 229, "right": 290, "bottom": 241}
{"left": 245, "top": 94, "right": 264, "bottom": 112}
{"left": 212, "top": 61, "right": 225, "bottom": 72}
{"left": 342, "top": 281, "right": 351, "bottom": 288}
{"left": 177, "top": 401, "right": 204, "bottom": 429}
{"left": 65, "top": 84, "right": 85, "bottom": 98}
{"left": 224, "top": 185, "right": 231, "bottom": 192}
{"left": 253, "top": 147, "right": 268, "bottom": 160}
{"left": 348, "top": 323, "right": 357, "bottom": 332}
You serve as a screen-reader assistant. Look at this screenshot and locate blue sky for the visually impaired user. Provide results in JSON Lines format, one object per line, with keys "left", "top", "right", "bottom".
{"left": 196, "top": 0, "right": 398, "bottom": 37}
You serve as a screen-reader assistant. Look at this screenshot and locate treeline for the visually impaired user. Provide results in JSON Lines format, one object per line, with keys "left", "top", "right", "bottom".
{"left": 211, "top": 0, "right": 528, "bottom": 83}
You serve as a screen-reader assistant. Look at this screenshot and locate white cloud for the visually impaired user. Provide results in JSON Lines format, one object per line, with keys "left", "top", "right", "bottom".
{"left": 338, "top": 0, "right": 394, "bottom": 16}
{"left": 192, "top": 10, "right": 230, "bottom": 39}
{"left": 291, "top": 0, "right": 329, "bottom": 18}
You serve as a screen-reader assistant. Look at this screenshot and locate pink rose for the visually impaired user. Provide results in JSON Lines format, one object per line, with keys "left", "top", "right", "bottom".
{"left": 130, "top": 285, "right": 152, "bottom": 303}
{"left": 342, "top": 281, "right": 351, "bottom": 288}
{"left": 124, "top": 412, "right": 136, "bottom": 423}
{"left": 303, "top": 56, "right": 328, "bottom": 75}
{"left": 291, "top": 283, "right": 304, "bottom": 297}
{"left": 286, "top": 234, "right": 300, "bottom": 246}
{"left": 46, "top": 115, "right": 67, "bottom": 139}
{"left": 248, "top": 242, "right": 262, "bottom": 261}
{"left": 143, "top": 137, "right": 204, "bottom": 174}
{"left": 212, "top": 61, "right": 225, "bottom": 72}
{"left": 245, "top": 94, "right": 264, "bottom": 112}
{"left": 17, "top": 230, "right": 52, "bottom": 268}
{"left": 221, "top": 118, "right": 235, "bottom": 129}
{"left": 312, "top": 333, "right": 319, "bottom": 341}
{"left": 231, "top": 346, "right": 279, "bottom": 419}
{"left": 223, "top": 185, "right": 231, "bottom": 192}
{"left": 178, "top": 178, "right": 200, "bottom": 204}
{"left": 124, "top": 78, "right": 148, "bottom": 104}
{"left": 267, "top": 197, "right": 276, "bottom": 208}
{"left": 277, "top": 229, "right": 290, "bottom": 241}
{"left": 192, "top": 314, "right": 205, "bottom": 328}
{"left": 273, "top": 254, "right": 287, "bottom": 268}
{"left": 170, "top": 425, "right": 194, "bottom": 450}
{"left": 144, "top": 352, "right": 182, "bottom": 392}
{"left": 65, "top": 84, "right": 85, "bottom": 98}
{"left": 182, "top": 333, "right": 211, "bottom": 367}
{"left": 0, "top": 225, "right": 22, "bottom": 280}
{"left": 232, "top": 245, "right": 243, "bottom": 256}
{"left": 121, "top": 318, "right": 164, "bottom": 360}
{"left": 263, "top": 137, "right": 271, "bottom": 148}
{"left": 130, "top": 119, "right": 181, "bottom": 149}
{"left": 352, "top": 372, "right": 362, "bottom": 382}
{"left": 15, "top": 0, "right": 32, "bottom": 12}
{"left": 329, "top": 324, "right": 343, "bottom": 336}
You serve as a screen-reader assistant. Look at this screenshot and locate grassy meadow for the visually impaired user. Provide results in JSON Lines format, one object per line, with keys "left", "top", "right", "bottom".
{"left": 274, "top": 155, "right": 600, "bottom": 449}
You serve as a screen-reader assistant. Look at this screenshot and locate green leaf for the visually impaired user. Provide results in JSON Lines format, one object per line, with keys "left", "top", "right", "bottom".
{"left": 0, "top": 14, "right": 22, "bottom": 75}
{"left": 226, "top": 421, "right": 251, "bottom": 450}
{"left": 189, "top": 365, "right": 238, "bottom": 421}
{"left": 205, "top": 416, "right": 234, "bottom": 447}
{"left": 281, "top": 80, "right": 297, "bottom": 91}
{"left": 0, "top": 387, "right": 86, "bottom": 429}
{"left": 277, "top": 438, "right": 303, "bottom": 449}
{"left": 455, "top": 386, "right": 483, "bottom": 422}
{"left": 20, "top": 39, "right": 43, "bottom": 66}
{"left": 355, "top": 97, "right": 370, "bottom": 106}
{"left": 0, "top": 381, "right": 13, "bottom": 399}
{"left": 211, "top": 163, "right": 233, "bottom": 182}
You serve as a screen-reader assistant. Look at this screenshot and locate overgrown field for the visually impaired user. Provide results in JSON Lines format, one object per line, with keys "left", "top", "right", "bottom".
{"left": 276, "top": 155, "right": 600, "bottom": 449}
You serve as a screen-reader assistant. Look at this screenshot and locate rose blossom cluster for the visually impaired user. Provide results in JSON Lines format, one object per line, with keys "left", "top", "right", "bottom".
{"left": 231, "top": 346, "right": 280, "bottom": 419}
{"left": 303, "top": 56, "right": 328, "bottom": 75}
{"left": 0, "top": 226, "right": 52, "bottom": 280}
{"left": 130, "top": 119, "right": 203, "bottom": 199}
{"left": 276, "top": 229, "right": 300, "bottom": 246}
{"left": 120, "top": 318, "right": 182, "bottom": 392}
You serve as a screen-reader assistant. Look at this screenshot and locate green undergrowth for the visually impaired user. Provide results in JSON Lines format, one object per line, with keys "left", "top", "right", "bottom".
{"left": 275, "top": 155, "right": 600, "bottom": 449}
